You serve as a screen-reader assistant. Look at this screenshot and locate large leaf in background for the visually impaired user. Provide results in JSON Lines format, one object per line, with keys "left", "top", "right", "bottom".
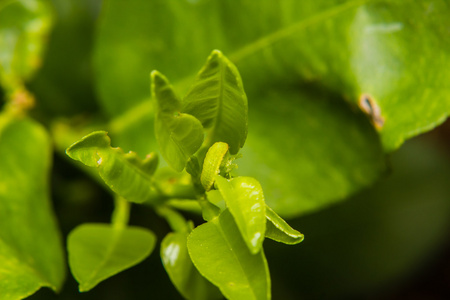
{"left": 0, "top": 0, "right": 52, "bottom": 93}
{"left": 94, "top": 0, "right": 447, "bottom": 216}
{"left": 0, "top": 116, "right": 65, "bottom": 299}
{"left": 67, "top": 223, "right": 156, "bottom": 292}
{"left": 66, "top": 131, "right": 161, "bottom": 204}
{"left": 188, "top": 209, "right": 271, "bottom": 300}
{"left": 183, "top": 50, "right": 248, "bottom": 154}
{"left": 238, "top": 86, "right": 385, "bottom": 216}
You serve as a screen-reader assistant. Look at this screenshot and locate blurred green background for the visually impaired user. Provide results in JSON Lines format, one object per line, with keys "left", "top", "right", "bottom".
{"left": 2, "top": 0, "right": 450, "bottom": 299}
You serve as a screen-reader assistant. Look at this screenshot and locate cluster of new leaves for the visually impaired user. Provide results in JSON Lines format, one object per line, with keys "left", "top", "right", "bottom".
{"left": 65, "top": 50, "right": 304, "bottom": 300}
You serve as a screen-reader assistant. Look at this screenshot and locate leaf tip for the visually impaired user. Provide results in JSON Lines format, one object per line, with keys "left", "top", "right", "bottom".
{"left": 150, "top": 70, "right": 167, "bottom": 85}
{"left": 210, "top": 49, "right": 222, "bottom": 57}
{"left": 65, "top": 131, "right": 110, "bottom": 164}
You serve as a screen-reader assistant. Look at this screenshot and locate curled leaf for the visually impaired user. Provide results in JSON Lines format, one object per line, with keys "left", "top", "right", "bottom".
{"left": 265, "top": 205, "right": 304, "bottom": 245}
{"left": 66, "top": 131, "right": 160, "bottom": 204}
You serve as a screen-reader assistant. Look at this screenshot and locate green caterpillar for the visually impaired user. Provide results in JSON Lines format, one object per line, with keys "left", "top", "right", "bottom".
{"left": 201, "top": 142, "right": 229, "bottom": 191}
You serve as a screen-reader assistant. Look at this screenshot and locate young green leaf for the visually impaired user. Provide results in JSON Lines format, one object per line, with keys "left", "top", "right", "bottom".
{"left": 152, "top": 70, "right": 204, "bottom": 171}
{"left": 182, "top": 50, "right": 248, "bottom": 154}
{"left": 67, "top": 223, "right": 156, "bottom": 292}
{"left": 0, "top": 0, "right": 53, "bottom": 93}
{"left": 215, "top": 176, "right": 266, "bottom": 254}
{"left": 66, "top": 131, "right": 161, "bottom": 204}
{"left": 0, "top": 117, "right": 65, "bottom": 299}
{"left": 265, "top": 205, "right": 304, "bottom": 245}
{"left": 187, "top": 209, "right": 271, "bottom": 300}
{"left": 161, "top": 232, "right": 222, "bottom": 300}
{"left": 201, "top": 141, "right": 229, "bottom": 191}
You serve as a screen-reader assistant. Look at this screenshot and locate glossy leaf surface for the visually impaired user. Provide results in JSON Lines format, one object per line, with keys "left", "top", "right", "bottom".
{"left": 183, "top": 50, "right": 248, "bottom": 154}
{"left": 215, "top": 176, "right": 266, "bottom": 254}
{"left": 66, "top": 131, "right": 160, "bottom": 204}
{"left": 188, "top": 209, "right": 271, "bottom": 300}
{"left": 0, "top": 0, "right": 53, "bottom": 92}
{"left": 0, "top": 116, "right": 65, "bottom": 299}
{"left": 161, "top": 232, "right": 222, "bottom": 300}
{"left": 67, "top": 223, "right": 156, "bottom": 292}
{"left": 152, "top": 71, "right": 204, "bottom": 171}
{"left": 265, "top": 205, "right": 304, "bottom": 245}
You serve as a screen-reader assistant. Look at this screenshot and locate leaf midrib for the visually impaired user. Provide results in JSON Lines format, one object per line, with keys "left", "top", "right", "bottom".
{"left": 212, "top": 214, "right": 261, "bottom": 300}
{"left": 207, "top": 57, "right": 225, "bottom": 146}
{"left": 81, "top": 228, "right": 122, "bottom": 290}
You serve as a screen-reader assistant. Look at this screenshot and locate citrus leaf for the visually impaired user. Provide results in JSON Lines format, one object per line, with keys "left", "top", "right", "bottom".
{"left": 237, "top": 87, "right": 386, "bottom": 217}
{"left": 187, "top": 209, "right": 271, "bottom": 300}
{"left": 67, "top": 223, "right": 156, "bottom": 292}
{"left": 182, "top": 50, "right": 248, "bottom": 154}
{"left": 0, "top": 116, "right": 65, "bottom": 299}
{"left": 152, "top": 71, "right": 204, "bottom": 171}
{"left": 66, "top": 131, "right": 161, "bottom": 204}
{"left": 215, "top": 176, "right": 266, "bottom": 254}
{"left": 265, "top": 205, "right": 304, "bottom": 245}
{"left": 0, "top": 0, "right": 53, "bottom": 93}
{"left": 161, "top": 232, "right": 222, "bottom": 300}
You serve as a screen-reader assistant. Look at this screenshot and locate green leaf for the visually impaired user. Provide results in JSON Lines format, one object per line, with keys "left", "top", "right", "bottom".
{"left": 237, "top": 88, "right": 386, "bottom": 217}
{"left": 152, "top": 71, "right": 204, "bottom": 171}
{"left": 0, "top": 0, "right": 53, "bottom": 93}
{"left": 182, "top": 50, "right": 248, "bottom": 154}
{"left": 161, "top": 232, "right": 222, "bottom": 300}
{"left": 66, "top": 131, "right": 161, "bottom": 204}
{"left": 187, "top": 209, "right": 271, "bottom": 300}
{"left": 67, "top": 223, "right": 156, "bottom": 292}
{"left": 215, "top": 176, "right": 266, "bottom": 254}
{"left": 0, "top": 116, "right": 65, "bottom": 299}
{"left": 265, "top": 205, "right": 304, "bottom": 245}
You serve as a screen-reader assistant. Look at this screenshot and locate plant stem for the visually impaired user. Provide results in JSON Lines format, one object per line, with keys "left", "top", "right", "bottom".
{"left": 111, "top": 196, "right": 131, "bottom": 229}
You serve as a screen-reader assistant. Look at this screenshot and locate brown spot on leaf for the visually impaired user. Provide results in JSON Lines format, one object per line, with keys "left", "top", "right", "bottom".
{"left": 358, "top": 94, "right": 384, "bottom": 130}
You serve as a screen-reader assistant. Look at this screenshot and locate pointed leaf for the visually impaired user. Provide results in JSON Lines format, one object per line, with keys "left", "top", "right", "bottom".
{"left": 0, "top": 116, "right": 65, "bottom": 299}
{"left": 265, "top": 205, "right": 304, "bottom": 245}
{"left": 67, "top": 223, "right": 156, "bottom": 292}
{"left": 0, "top": 0, "right": 53, "bottom": 93}
{"left": 188, "top": 209, "right": 271, "bottom": 300}
{"left": 66, "top": 131, "right": 160, "bottom": 204}
{"left": 215, "top": 176, "right": 266, "bottom": 254}
{"left": 152, "top": 71, "right": 204, "bottom": 171}
{"left": 161, "top": 232, "right": 222, "bottom": 300}
{"left": 183, "top": 50, "right": 248, "bottom": 154}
